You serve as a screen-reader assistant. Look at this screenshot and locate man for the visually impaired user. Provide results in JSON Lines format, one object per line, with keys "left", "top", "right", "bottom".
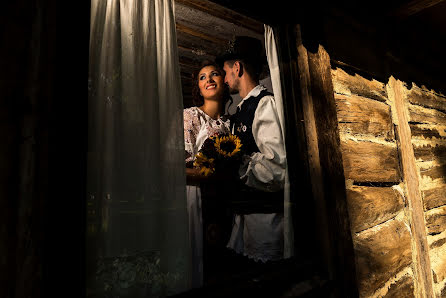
{"left": 216, "top": 36, "right": 287, "bottom": 263}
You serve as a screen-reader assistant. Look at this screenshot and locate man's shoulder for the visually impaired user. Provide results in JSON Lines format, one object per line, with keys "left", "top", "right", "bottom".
{"left": 257, "top": 91, "right": 275, "bottom": 106}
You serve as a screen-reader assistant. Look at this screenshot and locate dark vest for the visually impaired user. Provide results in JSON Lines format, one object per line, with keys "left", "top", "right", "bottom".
{"left": 229, "top": 89, "right": 283, "bottom": 214}
{"left": 230, "top": 89, "right": 273, "bottom": 155}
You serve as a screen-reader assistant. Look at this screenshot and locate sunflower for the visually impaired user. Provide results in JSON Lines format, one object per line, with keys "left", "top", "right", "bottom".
{"left": 214, "top": 134, "right": 242, "bottom": 158}
{"left": 193, "top": 152, "right": 215, "bottom": 176}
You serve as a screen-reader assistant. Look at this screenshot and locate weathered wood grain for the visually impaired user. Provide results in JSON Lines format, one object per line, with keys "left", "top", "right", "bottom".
{"left": 176, "top": 23, "right": 228, "bottom": 46}
{"left": 419, "top": 164, "right": 446, "bottom": 181}
{"left": 425, "top": 206, "right": 446, "bottom": 235}
{"left": 306, "top": 43, "right": 358, "bottom": 296}
{"left": 430, "top": 236, "right": 446, "bottom": 249}
{"left": 423, "top": 184, "right": 446, "bottom": 211}
{"left": 174, "top": 0, "right": 264, "bottom": 34}
{"left": 387, "top": 77, "right": 434, "bottom": 297}
{"left": 335, "top": 94, "right": 394, "bottom": 140}
{"left": 176, "top": 29, "right": 225, "bottom": 58}
{"left": 392, "top": 0, "right": 446, "bottom": 18}
{"left": 410, "top": 124, "right": 446, "bottom": 140}
{"left": 407, "top": 86, "right": 446, "bottom": 114}
{"left": 178, "top": 45, "right": 216, "bottom": 64}
{"left": 384, "top": 273, "right": 415, "bottom": 298}
{"left": 331, "top": 67, "right": 388, "bottom": 102}
{"left": 346, "top": 186, "right": 404, "bottom": 232}
{"left": 408, "top": 103, "right": 446, "bottom": 124}
{"left": 430, "top": 244, "right": 446, "bottom": 284}
{"left": 354, "top": 218, "right": 412, "bottom": 297}
{"left": 413, "top": 144, "right": 446, "bottom": 162}
{"left": 341, "top": 139, "right": 401, "bottom": 182}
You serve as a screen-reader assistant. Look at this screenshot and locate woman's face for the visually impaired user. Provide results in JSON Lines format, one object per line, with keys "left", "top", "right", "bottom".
{"left": 198, "top": 65, "right": 225, "bottom": 101}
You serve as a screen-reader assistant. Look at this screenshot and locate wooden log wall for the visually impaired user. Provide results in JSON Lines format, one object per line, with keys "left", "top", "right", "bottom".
{"left": 332, "top": 66, "right": 446, "bottom": 297}
{"left": 406, "top": 84, "right": 446, "bottom": 297}
{"left": 331, "top": 67, "right": 415, "bottom": 297}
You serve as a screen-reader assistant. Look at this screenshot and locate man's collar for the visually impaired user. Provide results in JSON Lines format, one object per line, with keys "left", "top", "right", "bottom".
{"left": 236, "top": 85, "right": 267, "bottom": 109}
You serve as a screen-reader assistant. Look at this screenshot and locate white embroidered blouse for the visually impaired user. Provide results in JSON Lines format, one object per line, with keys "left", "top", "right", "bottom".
{"left": 183, "top": 106, "right": 231, "bottom": 164}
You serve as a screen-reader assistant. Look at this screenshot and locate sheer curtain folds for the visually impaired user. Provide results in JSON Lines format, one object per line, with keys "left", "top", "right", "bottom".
{"left": 88, "top": 0, "right": 191, "bottom": 296}
{"left": 264, "top": 25, "right": 294, "bottom": 258}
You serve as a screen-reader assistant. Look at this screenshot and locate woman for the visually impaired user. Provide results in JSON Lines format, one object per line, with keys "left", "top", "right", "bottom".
{"left": 183, "top": 60, "right": 231, "bottom": 288}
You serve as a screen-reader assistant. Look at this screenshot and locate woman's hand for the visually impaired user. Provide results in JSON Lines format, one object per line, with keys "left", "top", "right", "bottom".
{"left": 186, "top": 167, "right": 207, "bottom": 186}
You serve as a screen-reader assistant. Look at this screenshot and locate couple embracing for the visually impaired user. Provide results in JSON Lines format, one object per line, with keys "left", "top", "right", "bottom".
{"left": 183, "top": 36, "right": 286, "bottom": 288}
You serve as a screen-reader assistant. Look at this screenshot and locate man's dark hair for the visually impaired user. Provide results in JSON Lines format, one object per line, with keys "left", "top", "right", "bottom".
{"left": 191, "top": 60, "right": 232, "bottom": 108}
{"left": 224, "top": 59, "right": 262, "bottom": 83}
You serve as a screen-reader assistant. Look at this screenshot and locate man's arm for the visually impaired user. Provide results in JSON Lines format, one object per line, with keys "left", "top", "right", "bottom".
{"left": 239, "top": 95, "right": 286, "bottom": 192}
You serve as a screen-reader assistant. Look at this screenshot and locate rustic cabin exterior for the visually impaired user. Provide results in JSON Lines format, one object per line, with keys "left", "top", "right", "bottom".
{"left": 1, "top": 0, "right": 445, "bottom": 297}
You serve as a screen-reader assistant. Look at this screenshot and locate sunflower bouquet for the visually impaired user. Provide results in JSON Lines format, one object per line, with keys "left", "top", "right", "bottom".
{"left": 193, "top": 133, "right": 243, "bottom": 177}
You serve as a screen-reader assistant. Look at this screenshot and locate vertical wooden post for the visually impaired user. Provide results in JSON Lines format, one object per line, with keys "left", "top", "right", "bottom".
{"left": 295, "top": 25, "right": 334, "bottom": 280}
{"left": 294, "top": 24, "right": 358, "bottom": 297}
{"left": 387, "top": 77, "right": 434, "bottom": 298}
{"left": 306, "top": 42, "right": 358, "bottom": 298}
{"left": 274, "top": 23, "right": 358, "bottom": 296}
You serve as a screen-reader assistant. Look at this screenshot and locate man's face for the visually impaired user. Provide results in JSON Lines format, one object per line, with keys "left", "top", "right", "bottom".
{"left": 223, "top": 61, "right": 239, "bottom": 95}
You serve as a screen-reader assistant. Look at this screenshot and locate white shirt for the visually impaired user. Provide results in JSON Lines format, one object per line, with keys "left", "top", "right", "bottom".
{"left": 227, "top": 85, "right": 286, "bottom": 262}
{"left": 233, "top": 85, "right": 286, "bottom": 192}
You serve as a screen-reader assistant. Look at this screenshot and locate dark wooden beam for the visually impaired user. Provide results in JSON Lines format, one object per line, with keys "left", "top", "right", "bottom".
{"left": 179, "top": 56, "right": 201, "bottom": 73}
{"left": 178, "top": 45, "right": 216, "bottom": 61}
{"left": 176, "top": 28, "right": 226, "bottom": 57}
{"left": 392, "top": 0, "right": 445, "bottom": 18}
{"left": 176, "top": 23, "right": 228, "bottom": 45}
{"left": 293, "top": 23, "right": 358, "bottom": 296}
{"left": 174, "top": 0, "right": 264, "bottom": 34}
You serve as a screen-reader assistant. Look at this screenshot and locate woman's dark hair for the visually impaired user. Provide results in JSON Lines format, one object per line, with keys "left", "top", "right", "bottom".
{"left": 191, "top": 60, "right": 232, "bottom": 111}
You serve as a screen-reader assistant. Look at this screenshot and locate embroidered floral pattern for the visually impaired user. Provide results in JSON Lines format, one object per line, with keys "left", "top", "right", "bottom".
{"left": 183, "top": 107, "right": 230, "bottom": 164}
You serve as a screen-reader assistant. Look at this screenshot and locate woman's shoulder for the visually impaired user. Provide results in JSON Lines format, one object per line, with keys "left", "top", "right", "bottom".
{"left": 184, "top": 107, "right": 203, "bottom": 129}
{"left": 184, "top": 106, "right": 199, "bottom": 119}
{"left": 183, "top": 106, "right": 200, "bottom": 116}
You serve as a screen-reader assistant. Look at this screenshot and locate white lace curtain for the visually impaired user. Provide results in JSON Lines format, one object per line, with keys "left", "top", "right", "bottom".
{"left": 264, "top": 25, "right": 294, "bottom": 258}
{"left": 88, "top": 0, "right": 190, "bottom": 296}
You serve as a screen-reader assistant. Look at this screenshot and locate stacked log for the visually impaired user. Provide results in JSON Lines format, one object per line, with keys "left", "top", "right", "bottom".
{"left": 331, "top": 67, "right": 416, "bottom": 297}
{"left": 407, "top": 85, "right": 446, "bottom": 296}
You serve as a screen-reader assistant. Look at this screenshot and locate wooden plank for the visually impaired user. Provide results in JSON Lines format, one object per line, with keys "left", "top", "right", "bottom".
{"left": 423, "top": 184, "right": 446, "bottom": 211}
{"left": 408, "top": 102, "right": 446, "bottom": 125}
{"left": 274, "top": 24, "right": 317, "bottom": 264}
{"left": 331, "top": 67, "right": 388, "bottom": 102}
{"left": 178, "top": 45, "right": 216, "bottom": 63}
{"left": 430, "top": 236, "right": 446, "bottom": 249}
{"left": 178, "top": 62, "right": 197, "bottom": 75}
{"left": 387, "top": 76, "right": 434, "bottom": 297}
{"left": 176, "top": 23, "right": 228, "bottom": 46}
{"left": 305, "top": 40, "right": 358, "bottom": 296}
{"left": 407, "top": 86, "right": 446, "bottom": 113}
{"left": 179, "top": 56, "right": 200, "bottom": 68}
{"left": 425, "top": 206, "right": 446, "bottom": 235}
{"left": 393, "top": 0, "right": 446, "bottom": 18}
{"left": 346, "top": 186, "right": 404, "bottom": 233}
{"left": 409, "top": 124, "right": 446, "bottom": 139}
{"left": 174, "top": 0, "right": 264, "bottom": 34}
{"left": 296, "top": 25, "right": 333, "bottom": 275}
{"left": 413, "top": 144, "right": 446, "bottom": 162}
{"left": 431, "top": 256, "right": 446, "bottom": 284}
{"left": 335, "top": 94, "right": 393, "bottom": 140}
{"left": 353, "top": 219, "right": 412, "bottom": 297}
{"left": 176, "top": 30, "right": 225, "bottom": 57}
{"left": 419, "top": 164, "right": 446, "bottom": 181}
{"left": 341, "top": 139, "right": 401, "bottom": 182}
{"left": 174, "top": 2, "right": 263, "bottom": 43}
{"left": 384, "top": 273, "right": 415, "bottom": 297}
